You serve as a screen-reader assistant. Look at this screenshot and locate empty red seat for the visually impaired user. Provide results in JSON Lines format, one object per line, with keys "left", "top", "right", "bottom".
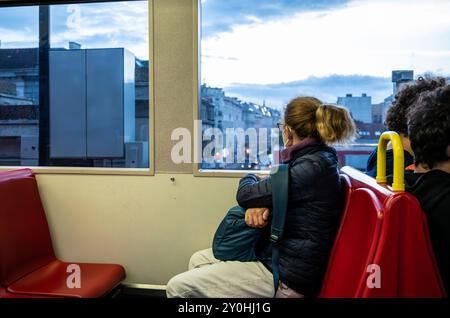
{"left": 0, "top": 286, "right": 55, "bottom": 298}
{"left": 0, "top": 169, "right": 125, "bottom": 298}
{"left": 8, "top": 261, "right": 125, "bottom": 298}
{"left": 0, "top": 168, "right": 33, "bottom": 181}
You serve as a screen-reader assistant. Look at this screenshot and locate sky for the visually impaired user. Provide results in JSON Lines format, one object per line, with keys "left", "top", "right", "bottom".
{"left": 224, "top": 75, "right": 392, "bottom": 109}
{"left": 0, "top": 1, "right": 149, "bottom": 59}
{"left": 1, "top": 0, "right": 450, "bottom": 108}
{"left": 201, "top": 0, "right": 450, "bottom": 107}
{"left": 50, "top": 1, "right": 149, "bottom": 59}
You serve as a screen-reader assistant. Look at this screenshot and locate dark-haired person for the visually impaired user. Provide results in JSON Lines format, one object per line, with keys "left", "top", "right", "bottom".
{"left": 406, "top": 85, "right": 450, "bottom": 294}
{"left": 166, "top": 97, "right": 356, "bottom": 298}
{"left": 365, "top": 76, "right": 447, "bottom": 177}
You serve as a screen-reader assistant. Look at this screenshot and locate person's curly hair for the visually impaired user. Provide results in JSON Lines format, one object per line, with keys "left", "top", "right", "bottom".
{"left": 407, "top": 85, "right": 450, "bottom": 169}
{"left": 385, "top": 76, "right": 447, "bottom": 135}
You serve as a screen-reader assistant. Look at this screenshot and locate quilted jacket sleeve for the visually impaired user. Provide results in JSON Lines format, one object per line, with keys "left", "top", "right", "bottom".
{"left": 236, "top": 174, "right": 273, "bottom": 209}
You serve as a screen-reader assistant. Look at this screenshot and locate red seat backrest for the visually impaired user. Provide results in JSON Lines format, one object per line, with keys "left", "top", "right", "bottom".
{"left": 0, "top": 173, "right": 55, "bottom": 287}
{"left": 0, "top": 168, "right": 34, "bottom": 182}
{"left": 320, "top": 182, "right": 383, "bottom": 298}
{"left": 342, "top": 167, "right": 392, "bottom": 205}
{"left": 335, "top": 166, "right": 446, "bottom": 298}
{"left": 319, "top": 174, "right": 352, "bottom": 296}
{"left": 361, "top": 193, "right": 447, "bottom": 298}
{"left": 338, "top": 174, "right": 352, "bottom": 225}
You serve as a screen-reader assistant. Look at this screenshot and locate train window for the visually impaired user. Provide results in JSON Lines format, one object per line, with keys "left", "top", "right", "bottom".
{"left": 198, "top": 0, "right": 450, "bottom": 171}
{"left": 0, "top": 0, "right": 150, "bottom": 170}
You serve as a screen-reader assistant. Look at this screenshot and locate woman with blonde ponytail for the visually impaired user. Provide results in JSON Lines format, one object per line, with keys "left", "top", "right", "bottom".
{"left": 167, "top": 97, "right": 356, "bottom": 299}
{"left": 315, "top": 104, "right": 356, "bottom": 144}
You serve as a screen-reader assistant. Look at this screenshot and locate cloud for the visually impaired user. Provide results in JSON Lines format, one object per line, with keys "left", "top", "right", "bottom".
{"left": 50, "top": 2, "right": 149, "bottom": 59}
{"left": 0, "top": 7, "right": 38, "bottom": 48}
{"left": 0, "top": 27, "right": 38, "bottom": 47}
{"left": 201, "top": 0, "right": 349, "bottom": 38}
{"left": 222, "top": 74, "right": 393, "bottom": 109}
{"left": 0, "top": 1, "right": 149, "bottom": 60}
{"left": 202, "top": 0, "right": 450, "bottom": 87}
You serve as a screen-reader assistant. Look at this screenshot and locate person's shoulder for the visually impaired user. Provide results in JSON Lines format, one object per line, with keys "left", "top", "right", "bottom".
{"left": 404, "top": 170, "right": 420, "bottom": 187}
{"left": 421, "top": 170, "right": 450, "bottom": 182}
{"left": 406, "top": 170, "right": 450, "bottom": 194}
{"left": 290, "top": 154, "right": 325, "bottom": 180}
{"left": 365, "top": 148, "right": 378, "bottom": 176}
{"left": 291, "top": 147, "right": 338, "bottom": 181}
{"left": 294, "top": 146, "right": 336, "bottom": 165}
{"left": 419, "top": 171, "right": 450, "bottom": 216}
{"left": 404, "top": 150, "right": 415, "bottom": 164}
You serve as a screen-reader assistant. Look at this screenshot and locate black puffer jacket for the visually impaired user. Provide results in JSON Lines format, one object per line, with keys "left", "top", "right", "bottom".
{"left": 236, "top": 143, "right": 343, "bottom": 297}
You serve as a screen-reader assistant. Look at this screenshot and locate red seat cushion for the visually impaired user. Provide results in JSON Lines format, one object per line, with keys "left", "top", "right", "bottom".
{"left": 0, "top": 288, "right": 56, "bottom": 298}
{"left": 0, "top": 177, "right": 56, "bottom": 286}
{"left": 7, "top": 260, "right": 125, "bottom": 298}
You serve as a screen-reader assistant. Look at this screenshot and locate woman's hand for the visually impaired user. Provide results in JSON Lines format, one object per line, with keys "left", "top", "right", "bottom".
{"left": 245, "top": 208, "right": 270, "bottom": 228}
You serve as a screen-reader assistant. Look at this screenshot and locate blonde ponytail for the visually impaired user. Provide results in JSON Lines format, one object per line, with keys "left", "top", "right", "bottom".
{"left": 315, "top": 104, "right": 356, "bottom": 144}
{"left": 284, "top": 97, "right": 356, "bottom": 145}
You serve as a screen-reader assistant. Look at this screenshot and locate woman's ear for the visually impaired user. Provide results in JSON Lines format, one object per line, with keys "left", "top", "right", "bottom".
{"left": 286, "top": 132, "right": 292, "bottom": 141}
{"left": 283, "top": 127, "right": 294, "bottom": 147}
{"left": 286, "top": 127, "right": 293, "bottom": 140}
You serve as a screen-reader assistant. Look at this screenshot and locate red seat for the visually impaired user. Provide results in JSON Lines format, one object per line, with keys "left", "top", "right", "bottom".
{"left": 320, "top": 183, "right": 383, "bottom": 297}
{"left": 0, "top": 169, "right": 125, "bottom": 298}
{"left": 361, "top": 193, "right": 446, "bottom": 298}
{"left": 8, "top": 261, "right": 125, "bottom": 298}
{"left": 0, "top": 286, "right": 56, "bottom": 298}
{"left": 321, "top": 166, "right": 446, "bottom": 298}
{"left": 0, "top": 168, "right": 34, "bottom": 181}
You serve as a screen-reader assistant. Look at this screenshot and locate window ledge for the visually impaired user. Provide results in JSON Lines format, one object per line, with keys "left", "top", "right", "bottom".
{"left": 0, "top": 166, "right": 154, "bottom": 176}
{"left": 194, "top": 168, "right": 270, "bottom": 178}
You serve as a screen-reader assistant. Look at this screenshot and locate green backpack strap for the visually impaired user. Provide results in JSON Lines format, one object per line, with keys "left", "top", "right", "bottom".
{"left": 270, "top": 164, "right": 289, "bottom": 294}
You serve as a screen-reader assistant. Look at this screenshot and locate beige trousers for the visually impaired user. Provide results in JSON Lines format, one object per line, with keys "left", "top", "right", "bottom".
{"left": 166, "top": 248, "right": 274, "bottom": 298}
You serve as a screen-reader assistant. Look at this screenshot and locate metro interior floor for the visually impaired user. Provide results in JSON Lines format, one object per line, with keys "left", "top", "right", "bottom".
{"left": 111, "top": 286, "right": 166, "bottom": 299}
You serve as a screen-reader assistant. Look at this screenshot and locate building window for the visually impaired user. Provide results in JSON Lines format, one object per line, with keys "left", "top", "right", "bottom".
{"left": 199, "top": 0, "right": 450, "bottom": 171}
{"left": 0, "top": 0, "right": 149, "bottom": 169}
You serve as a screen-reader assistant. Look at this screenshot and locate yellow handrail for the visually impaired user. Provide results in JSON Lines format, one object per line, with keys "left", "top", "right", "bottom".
{"left": 376, "top": 131, "right": 405, "bottom": 192}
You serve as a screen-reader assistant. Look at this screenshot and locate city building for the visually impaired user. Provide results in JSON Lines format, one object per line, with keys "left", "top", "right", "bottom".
{"left": 337, "top": 93, "right": 372, "bottom": 123}
{"left": 380, "top": 70, "right": 414, "bottom": 124}
{"left": 372, "top": 102, "right": 384, "bottom": 124}
{"left": 200, "top": 84, "right": 281, "bottom": 169}
{"left": 392, "top": 70, "right": 414, "bottom": 95}
{"left": 0, "top": 48, "right": 39, "bottom": 104}
{"left": 135, "top": 58, "right": 150, "bottom": 142}
{"left": 0, "top": 46, "right": 150, "bottom": 167}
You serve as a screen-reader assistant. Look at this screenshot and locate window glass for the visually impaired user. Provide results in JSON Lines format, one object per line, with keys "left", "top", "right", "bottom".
{"left": 0, "top": 0, "right": 149, "bottom": 168}
{"left": 0, "top": 6, "right": 39, "bottom": 166}
{"left": 200, "top": 0, "right": 450, "bottom": 171}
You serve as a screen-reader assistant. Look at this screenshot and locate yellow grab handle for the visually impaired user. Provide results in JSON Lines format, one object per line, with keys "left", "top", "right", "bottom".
{"left": 376, "top": 131, "right": 405, "bottom": 192}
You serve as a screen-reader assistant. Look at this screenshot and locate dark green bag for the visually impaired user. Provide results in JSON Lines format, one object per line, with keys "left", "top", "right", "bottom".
{"left": 212, "top": 205, "right": 261, "bottom": 262}
{"left": 212, "top": 165, "right": 289, "bottom": 291}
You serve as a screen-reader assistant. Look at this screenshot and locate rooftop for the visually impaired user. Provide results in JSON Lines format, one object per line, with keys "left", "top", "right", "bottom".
{"left": 0, "top": 48, "right": 38, "bottom": 69}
